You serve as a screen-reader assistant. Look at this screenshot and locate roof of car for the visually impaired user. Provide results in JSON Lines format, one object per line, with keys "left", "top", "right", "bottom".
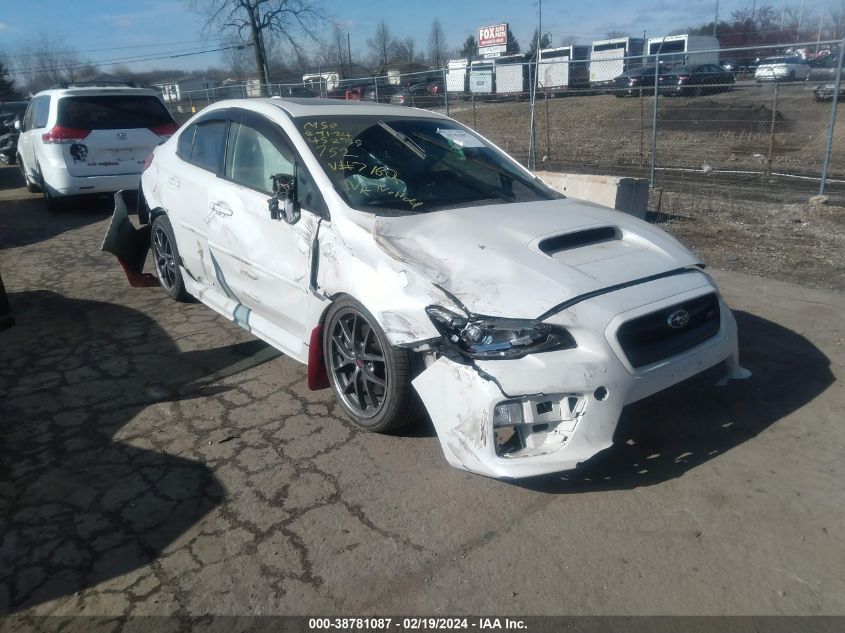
{"left": 31, "top": 86, "right": 161, "bottom": 98}
{"left": 262, "top": 97, "right": 446, "bottom": 119}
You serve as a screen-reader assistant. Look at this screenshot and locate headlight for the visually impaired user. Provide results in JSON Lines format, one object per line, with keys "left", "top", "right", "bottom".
{"left": 425, "top": 306, "right": 576, "bottom": 360}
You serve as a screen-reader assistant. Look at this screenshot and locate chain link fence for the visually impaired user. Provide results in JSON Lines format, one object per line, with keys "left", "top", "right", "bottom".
{"left": 162, "top": 40, "right": 845, "bottom": 212}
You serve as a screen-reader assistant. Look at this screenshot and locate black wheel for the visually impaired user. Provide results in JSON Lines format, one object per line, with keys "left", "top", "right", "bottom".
{"left": 324, "top": 297, "right": 422, "bottom": 432}
{"left": 40, "top": 172, "right": 63, "bottom": 213}
{"left": 151, "top": 215, "right": 191, "bottom": 302}
{"left": 18, "top": 157, "right": 40, "bottom": 193}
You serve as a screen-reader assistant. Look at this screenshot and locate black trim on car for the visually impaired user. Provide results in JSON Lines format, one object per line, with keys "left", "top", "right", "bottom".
{"left": 534, "top": 267, "right": 702, "bottom": 322}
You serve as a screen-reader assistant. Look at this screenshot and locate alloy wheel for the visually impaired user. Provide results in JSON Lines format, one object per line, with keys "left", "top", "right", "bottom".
{"left": 328, "top": 309, "right": 388, "bottom": 418}
{"left": 152, "top": 225, "right": 178, "bottom": 291}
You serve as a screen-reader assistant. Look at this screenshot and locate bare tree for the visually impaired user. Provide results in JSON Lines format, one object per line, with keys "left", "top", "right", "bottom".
{"left": 223, "top": 39, "right": 255, "bottom": 80}
{"left": 428, "top": 19, "right": 446, "bottom": 67}
{"left": 192, "top": 0, "right": 329, "bottom": 92}
{"left": 12, "top": 36, "right": 93, "bottom": 93}
{"left": 393, "top": 37, "right": 417, "bottom": 64}
{"left": 367, "top": 20, "right": 395, "bottom": 69}
{"left": 332, "top": 24, "right": 347, "bottom": 72}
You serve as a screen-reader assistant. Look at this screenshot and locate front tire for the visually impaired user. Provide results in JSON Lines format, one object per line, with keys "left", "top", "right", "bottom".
{"left": 151, "top": 215, "right": 191, "bottom": 302}
{"left": 324, "top": 297, "right": 421, "bottom": 432}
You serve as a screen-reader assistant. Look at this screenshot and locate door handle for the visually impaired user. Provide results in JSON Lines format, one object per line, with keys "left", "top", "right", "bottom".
{"left": 168, "top": 176, "right": 180, "bottom": 188}
{"left": 210, "top": 201, "right": 233, "bottom": 216}
{"left": 204, "top": 201, "right": 233, "bottom": 223}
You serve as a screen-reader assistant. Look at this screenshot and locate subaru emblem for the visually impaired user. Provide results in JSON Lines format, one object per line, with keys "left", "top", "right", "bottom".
{"left": 667, "top": 309, "right": 690, "bottom": 329}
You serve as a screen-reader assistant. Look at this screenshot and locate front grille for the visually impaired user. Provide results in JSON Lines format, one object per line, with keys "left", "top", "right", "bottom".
{"left": 617, "top": 293, "right": 721, "bottom": 368}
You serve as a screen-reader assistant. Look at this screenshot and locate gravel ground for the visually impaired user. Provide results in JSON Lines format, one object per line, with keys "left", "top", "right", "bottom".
{"left": 649, "top": 189, "right": 845, "bottom": 292}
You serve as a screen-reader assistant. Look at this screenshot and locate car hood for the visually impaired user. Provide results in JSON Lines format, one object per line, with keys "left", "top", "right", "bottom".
{"left": 372, "top": 198, "right": 701, "bottom": 319}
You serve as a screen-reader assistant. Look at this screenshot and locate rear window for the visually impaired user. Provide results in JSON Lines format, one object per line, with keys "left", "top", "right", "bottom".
{"left": 57, "top": 95, "right": 173, "bottom": 130}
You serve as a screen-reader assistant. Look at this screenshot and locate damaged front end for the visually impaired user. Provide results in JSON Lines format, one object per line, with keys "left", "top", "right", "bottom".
{"left": 410, "top": 279, "right": 750, "bottom": 480}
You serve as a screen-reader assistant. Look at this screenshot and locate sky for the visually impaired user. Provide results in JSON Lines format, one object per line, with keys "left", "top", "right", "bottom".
{"left": 0, "top": 0, "right": 831, "bottom": 79}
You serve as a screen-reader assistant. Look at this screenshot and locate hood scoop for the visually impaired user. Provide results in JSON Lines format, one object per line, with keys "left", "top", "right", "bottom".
{"left": 537, "top": 226, "right": 619, "bottom": 256}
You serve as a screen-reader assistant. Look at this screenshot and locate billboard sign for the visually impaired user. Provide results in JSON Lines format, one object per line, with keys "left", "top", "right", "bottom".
{"left": 478, "top": 23, "right": 508, "bottom": 49}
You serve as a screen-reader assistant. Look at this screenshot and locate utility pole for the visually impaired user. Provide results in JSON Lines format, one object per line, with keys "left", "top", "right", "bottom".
{"left": 797, "top": 0, "right": 805, "bottom": 41}
{"left": 817, "top": 1, "right": 826, "bottom": 52}
{"left": 713, "top": 0, "right": 719, "bottom": 37}
{"left": 347, "top": 32, "right": 352, "bottom": 77}
{"left": 529, "top": 0, "right": 542, "bottom": 169}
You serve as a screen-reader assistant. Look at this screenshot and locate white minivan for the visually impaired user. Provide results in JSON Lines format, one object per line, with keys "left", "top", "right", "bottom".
{"left": 17, "top": 86, "right": 177, "bottom": 211}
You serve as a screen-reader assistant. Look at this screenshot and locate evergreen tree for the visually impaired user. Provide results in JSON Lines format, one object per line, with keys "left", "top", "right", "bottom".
{"left": 0, "top": 63, "right": 18, "bottom": 99}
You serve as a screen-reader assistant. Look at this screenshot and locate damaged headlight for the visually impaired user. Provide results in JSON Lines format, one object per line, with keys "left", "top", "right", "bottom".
{"left": 425, "top": 306, "right": 576, "bottom": 360}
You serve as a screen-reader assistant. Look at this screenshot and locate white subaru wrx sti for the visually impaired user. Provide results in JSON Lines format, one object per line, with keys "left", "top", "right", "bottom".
{"left": 113, "top": 97, "right": 750, "bottom": 479}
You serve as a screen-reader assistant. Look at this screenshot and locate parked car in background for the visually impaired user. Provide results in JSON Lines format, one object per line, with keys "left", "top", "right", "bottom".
{"left": 609, "top": 66, "right": 660, "bottom": 96}
{"left": 0, "top": 101, "right": 28, "bottom": 164}
{"left": 17, "top": 86, "right": 178, "bottom": 211}
{"left": 813, "top": 82, "right": 844, "bottom": 101}
{"left": 720, "top": 58, "right": 756, "bottom": 74}
{"left": 276, "top": 85, "right": 319, "bottom": 99}
{"left": 363, "top": 84, "right": 401, "bottom": 103}
{"left": 754, "top": 56, "right": 810, "bottom": 82}
{"left": 807, "top": 52, "right": 840, "bottom": 82}
{"left": 389, "top": 83, "right": 445, "bottom": 108}
{"left": 105, "top": 97, "right": 749, "bottom": 479}
{"left": 659, "top": 64, "right": 735, "bottom": 96}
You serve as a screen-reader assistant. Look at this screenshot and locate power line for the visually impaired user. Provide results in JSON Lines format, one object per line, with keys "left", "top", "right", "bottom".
{"left": 0, "top": 37, "right": 234, "bottom": 59}
{"left": 9, "top": 43, "right": 250, "bottom": 77}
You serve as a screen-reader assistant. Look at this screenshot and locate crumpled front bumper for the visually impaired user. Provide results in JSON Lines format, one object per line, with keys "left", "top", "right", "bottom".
{"left": 412, "top": 274, "right": 748, "bottom": 479}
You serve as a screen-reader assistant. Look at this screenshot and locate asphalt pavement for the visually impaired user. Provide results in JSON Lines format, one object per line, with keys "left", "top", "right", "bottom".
{"left": 1, "top": 165, "right": 843, "bottom": 619}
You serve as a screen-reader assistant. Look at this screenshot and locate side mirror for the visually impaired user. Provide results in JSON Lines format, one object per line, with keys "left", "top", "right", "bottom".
{"left": 268, "top": 170, "right": 300, "bottom": 224}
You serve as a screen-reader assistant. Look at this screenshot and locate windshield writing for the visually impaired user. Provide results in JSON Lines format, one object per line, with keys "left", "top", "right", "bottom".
{"left": 295, "top": 115, "right": 558, "bottom": 215}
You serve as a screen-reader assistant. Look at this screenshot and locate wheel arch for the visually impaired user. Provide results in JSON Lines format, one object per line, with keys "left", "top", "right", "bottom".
{"left": 306, "top": 291, "right": 351, "bottom": 391}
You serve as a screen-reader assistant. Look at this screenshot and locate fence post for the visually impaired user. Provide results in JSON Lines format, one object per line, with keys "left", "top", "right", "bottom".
{"left": 374, "top": 77, "right": 379, "bottom": 103}
{"left": 472, "top": 91, "right": 477, "bottom": 129}
{"left": 639, "top": 86, "right": 645, "bottom": 162}
{"left": 442, "top": 67, "right": 449, "bottom": 116}
{"left": 766, "top": 81, "right": 780, "bottom": 175}
{"left": 820, "top": 37, "right": 845, "bottom": 195}
{"left": 649, "top": 52, "right": 660, "bottom": 188}
{"left": 544, "top": 91, "right": 551, "bottom": 161}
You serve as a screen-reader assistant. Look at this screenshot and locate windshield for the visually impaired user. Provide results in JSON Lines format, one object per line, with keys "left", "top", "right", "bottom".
{"left": 762, "top": 56, "right": 799, "bottom": 65}
{"left": 294, "top": 115, "right": 560, "bottom": 215}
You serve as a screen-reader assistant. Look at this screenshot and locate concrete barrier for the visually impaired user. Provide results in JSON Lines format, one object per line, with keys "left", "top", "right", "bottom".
{"left": 534, "top": 171, "right": 649, "bottom": 219}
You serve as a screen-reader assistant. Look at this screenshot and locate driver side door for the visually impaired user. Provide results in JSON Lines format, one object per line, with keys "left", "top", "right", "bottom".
{"left": 204, "top": 109, "right": 326, "bottom": 359}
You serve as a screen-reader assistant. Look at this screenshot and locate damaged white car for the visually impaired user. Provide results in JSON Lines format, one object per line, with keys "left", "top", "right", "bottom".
{"left": 104, "top": 97, "right": 749, "bottom": 479}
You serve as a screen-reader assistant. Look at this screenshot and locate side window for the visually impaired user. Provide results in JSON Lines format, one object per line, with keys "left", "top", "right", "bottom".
{"left": 23, "top": 102, "right": 34, "bottom": 131}
{"left": 176, "top": 125, "right": 196, "bottom": 160}
{"left": 225, "top": 121, "right": 294, "bottom": 194}
{"left": 189, "top": 120, "right": 226, "bottom": 172}
{"left": 32, "top": 97, "right": 50, "bottom": 129}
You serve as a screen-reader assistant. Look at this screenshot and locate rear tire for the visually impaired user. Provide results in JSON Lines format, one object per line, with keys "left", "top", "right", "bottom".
{"left": 41, "top": 174, "right": 63, "bottom": 213}
{"left": 323, "top": 297, "right": 423, "bottom": 433}
{"left": 151, "top": 215, "right": 191, "bottom": 302}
